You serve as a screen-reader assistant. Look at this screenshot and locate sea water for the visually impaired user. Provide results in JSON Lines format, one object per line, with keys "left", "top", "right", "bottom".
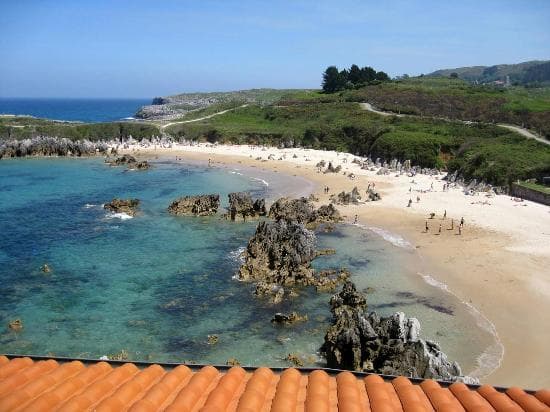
{"left": 0, "top": 158, "right": 497, "bottom": 378}
{"left": 0, "top": 98, "right": 150, "bottom": 122}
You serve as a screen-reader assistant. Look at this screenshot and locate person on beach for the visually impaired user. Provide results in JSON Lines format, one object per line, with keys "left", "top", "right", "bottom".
{"left": 443, "top": 210, "right": 447, "bottom": 219}
{"left": 460, "top": 217, "right": 464, "bottom": 227}
{"left": 425, "top": 221, "right": 429, "bottom": 232}
{"left": 407, "top": 198, "right": 412, "bottom": 207}
{"left": 354, "top": 214, "right": 358, "bottom": 224}
{"left": 438, "top": 224, "right": 442, "bottom": 234}
{"left": 458, "top": 225, "right": 462, "bottom": 235}
{"left": 451, "top": 219, "right": 454, "bottom": 230}
{"left": 417, "top": 195, "right": 420, "bottom": 203}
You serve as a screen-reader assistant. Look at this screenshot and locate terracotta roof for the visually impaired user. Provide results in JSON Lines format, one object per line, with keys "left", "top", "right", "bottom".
{"left": 0, "top": 355, "right": 549, "bottom": 411}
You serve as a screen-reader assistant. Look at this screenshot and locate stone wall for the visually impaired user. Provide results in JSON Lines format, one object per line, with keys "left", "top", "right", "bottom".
{"left": 511, "top": 183, "right": 550, "bottom": 206}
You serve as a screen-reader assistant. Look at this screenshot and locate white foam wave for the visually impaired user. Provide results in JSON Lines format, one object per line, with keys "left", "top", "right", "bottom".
{"left": 229, "top": 170, "right": 243, "bottom": 176}
{"left": 105, "top": 212, "right": 133, "bottom": 220}
{"left": 419, "top": 273, "right": 504, "bottom": 378}
{"left": 355, "top": 223, "right": 413, "bottom": 249}
{"left": 228, "top": 246, "right": 246, "bottom": 264}
{"left": 84, "top": 203, "right": 98, "bottom": 209}
{"left": 251, "top": 177, "right": 269, "bottom": 187}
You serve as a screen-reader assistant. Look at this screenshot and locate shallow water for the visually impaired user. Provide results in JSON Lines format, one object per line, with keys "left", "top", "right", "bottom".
{"left": 0, "top": 158, "right": 496, "bottom": 376}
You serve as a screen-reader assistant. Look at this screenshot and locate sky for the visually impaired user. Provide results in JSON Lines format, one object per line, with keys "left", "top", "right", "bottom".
{"left": 1, "top": 0, "right": 549, "bottom": 98}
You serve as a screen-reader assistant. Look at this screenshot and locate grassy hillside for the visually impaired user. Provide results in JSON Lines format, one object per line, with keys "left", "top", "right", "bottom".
{"left": 165, "top": 102, "right": 550, "bottom": 187}
{"left": 428, "top": 60, "right": 550, "bottom": 85}
{"left": 337, "top": 78, "right": 550, "bottom": 139}
{"left": 0, "top": 116, "right": 160, "bottom": 141}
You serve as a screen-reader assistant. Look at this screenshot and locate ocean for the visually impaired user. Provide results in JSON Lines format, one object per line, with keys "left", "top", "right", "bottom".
{"left": 0, "top": 157, "right": 499, "bottom": 377}
{"left": 0, "top": 98, "right": 150, "bottom": 123}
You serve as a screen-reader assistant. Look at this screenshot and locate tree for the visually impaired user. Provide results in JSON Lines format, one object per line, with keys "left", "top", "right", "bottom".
{"left": 375, "top": 71, "right": 390, "bottom": 81}
{"left": 450, "top": 72, "right": 459, "bottom": 79}
{"left": 348, "top": 64, "right": 362, "bottom": 85}
{"left": 322, "top": 66, "right": 341, "bottom": 93}
{"left": 360, "top": 66, "right": 377, "bottom": 83}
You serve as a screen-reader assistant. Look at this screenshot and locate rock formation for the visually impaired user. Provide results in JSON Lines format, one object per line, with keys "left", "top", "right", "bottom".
{"left": 8, "top": 319, "right": 23, "bottom": 331}
{"left": 168, "top": 194, "right": 220, "bottom": 216}
{"left": 332, "top": 187, "right": 362, "bottom": 205}
{"left": 0, "top": 137, "right": 109, "bottom": 159}
{"left": 268, "top": 197, "right": 341, "bottom": 226}
{"left": 108, "top": 155, "right": 150, "bottom": 170}
{"left": 324, "top": 162, "right": 342, "bottom": 173}
{"left": 321, "top": 281, "right": 475, "bottom": 382}
{"left": 271, "top": 312, "right": 308, "bottom": 325}
{"left": 255, "top": 282, "right": 285, "bottom": 304}
{"left": 104, "top": 198, "right": 140, "bottom": 216}
{"left": 237, "top": 219, "right": 317, "bottom": 285}
{"left": 227, "top": 192, "right": 266, "bottom": 221}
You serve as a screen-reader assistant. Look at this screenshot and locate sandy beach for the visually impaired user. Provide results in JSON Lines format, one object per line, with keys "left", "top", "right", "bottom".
{"left": 119, "top": 142, "right": 550, "bottom": 389}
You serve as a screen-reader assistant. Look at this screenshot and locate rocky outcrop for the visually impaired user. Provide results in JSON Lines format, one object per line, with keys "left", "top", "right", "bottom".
{"left": 271, "top": 312, "right": 308, "bottom": 324}
{"left": 324, "top": 162, "right": 342, "bottom": 173}
{"left": 0, "top": 137, "right": 109, "bottom": 159}
{"left": 268, "top": 197, "right": 342, "bottom": 225}
{"left": 238, "top": 219, "right": 317, "bottom": 285}
{"left": 108, "top": 155, "right": 150, "bottom": 170}
{"left": 104, "top": 198, "right": 140, "bottom": 216}
{"left": 227, "top": 192, "right": 266, "bottom": 221}
{"left": 168, "top": 194, "right": 220, "bottom": 216}
{"left": 255, "top": 282, "right": 285, "bottom": 304}
{"left": 366, "top": 188, "right": 381, "bottom": 201}
{"left": 332, "top": 187, "right": 362, "bottom": 205}
{"left": 321, "top": 281, "right": 475, "bottom": 382}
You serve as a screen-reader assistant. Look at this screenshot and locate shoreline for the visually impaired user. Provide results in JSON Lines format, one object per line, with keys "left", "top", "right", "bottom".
{"left": 121, "top": 142, "right": 550, "bottom": 389}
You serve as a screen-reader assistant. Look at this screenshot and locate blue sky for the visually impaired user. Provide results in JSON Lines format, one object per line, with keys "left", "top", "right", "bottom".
{"left": 1, "top": 0, "right": 549, "bottom": 97}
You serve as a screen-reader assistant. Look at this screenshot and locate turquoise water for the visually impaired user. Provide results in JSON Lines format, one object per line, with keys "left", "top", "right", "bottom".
{"left": 0, "top": 158, "right": 496, "bottom": 376}
{"left": 0, "top": 98, "right": 149, "bottom": 122}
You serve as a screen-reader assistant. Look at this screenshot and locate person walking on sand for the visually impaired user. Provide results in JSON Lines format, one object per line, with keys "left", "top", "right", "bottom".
{"left": 443, "top": 210, "right": 447, "bottom": 219}
{"left": 438, "top": 224, "right": 442, "bottom": 234}
{"left": 354, "top": 214, "right": 358, "bottom": 224}
{"left": 460, "top": 217, "right": 464, "bottom": 227}
{"left": 425, "top": 221, "right": 429, "bottom": 232}
{"left": 451, "top": 219, "right": 454, "bottom": 230}
{"left": 407, "top": 199, "right": 412, "bottom": 207}
{"left": 417, "top": 195, "right": 420, "bottom": 203}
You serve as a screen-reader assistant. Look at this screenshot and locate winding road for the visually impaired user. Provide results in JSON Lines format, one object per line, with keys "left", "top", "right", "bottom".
{"left": 160, "top": 104, "right": 248, "bottom": 130}
{"left": 359, "top": 102, "right": 549, "bottom": 146}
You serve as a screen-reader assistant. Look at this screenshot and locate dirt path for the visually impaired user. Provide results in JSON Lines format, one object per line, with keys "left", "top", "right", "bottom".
{"left": 160, "top": 104, "right": 248, "bottom": 130}
{"left": 359, "top": 102, "right": 549, "bottom": 146}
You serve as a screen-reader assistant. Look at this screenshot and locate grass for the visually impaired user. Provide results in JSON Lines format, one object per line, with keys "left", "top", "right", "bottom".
{"left": 517, "top": 181, "right": 550, "bottom": 194}
{"left": 165, "top": 102, "right": 550, "bottom": 186}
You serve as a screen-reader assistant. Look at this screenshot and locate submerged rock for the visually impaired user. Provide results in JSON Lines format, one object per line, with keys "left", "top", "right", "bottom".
{"left": 108, "top": 154, "right": 150, "bottom": 170}
{"left": 8, "top": 319, "right": 23, "bottom": 331}
{"left": 255, "top": 282, "right": 285, "bottom": 304}
{"left": 321, "top": 281, "right": 474, "bottom": 382}
{"left": 168, "top": 194, "right": 220, "bottom": 216}
{"left": 238, "top": 219, "right": 317, "bottom": 285}
{"left": 271, "top": 312, "right": 308, "bottom": 325}
{"left": 227, "top": 192, "right": 267, "bottom": 221}
{"left": 41, "top": 264, "right": 51, "bottom": 273}
{"left": 104, "top": 198, "right": 140, "bottom": 216}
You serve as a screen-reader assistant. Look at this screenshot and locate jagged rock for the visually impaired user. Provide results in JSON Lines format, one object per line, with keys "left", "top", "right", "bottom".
{"left": 226, "top": 357, "right": 240, "bottom": 366}
{"left": 366, "top": 188, "right": 381, "bottom": 201}
{"left": 130, "top": 161, "right": 151, "bottom": 170}
{"left": 321, "top": 281, "right": 475, "bottom": 382}
{"left": 315, "top": 268, "right": 351, "bottom": 292}
{"left": 324, "top": 162, "right": 342, "bottom": 173}
{"left": 316, "top": 160, "right": 326, "bottom": 168}
{"left": 227, "top": 192, "right": 266, "bottom": 221}
{"left": 269, "top": 197, "right": 341, "bottom": 225}
{"left": 8, "top": 319, "right": 23, "bottom": 331}
{"left": 110, "top": 154, "right": 137, "bottom": 165}
{"left": 168, "top": 194, "right": 220, "bottom": 216}
{"left": 207, "top": 334, "right": 219, "bottom": 345}
{"left": 0, "top": 136, "right": 109, "bottom": 159}
{"left": 104, "top": 198, "right": 140, "bottom": 216}
{"left": 332, "top": 187, "right": 362, "bottom": 205}
{"left": 41, "top": 264, "right": 51, "bottom": 273}
{"left": 238, "top": 220, "right": 316, "bottom": 285}
{"left": 316, "top": 249, "right": 336, "bottom": 257}
{"left": 255, "top": 282, "right": 285, "bottom": 304}
{"left": 285, "top": 353, "right": 304, "bottom": 367}
{"left": 269, "top": 197, "right": 316, "bottom": 223}
{"left": 271, "top": 312, "right": 308, "bottom": 325}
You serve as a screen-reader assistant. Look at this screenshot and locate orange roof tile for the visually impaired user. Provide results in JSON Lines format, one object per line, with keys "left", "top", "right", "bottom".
{"left": 0, "top": 356, "right": 549, "bottom": 411}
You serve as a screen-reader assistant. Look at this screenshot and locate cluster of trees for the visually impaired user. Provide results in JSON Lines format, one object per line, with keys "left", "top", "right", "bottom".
{"left": 322, "top": 64, "right": 390, "bottom": 93}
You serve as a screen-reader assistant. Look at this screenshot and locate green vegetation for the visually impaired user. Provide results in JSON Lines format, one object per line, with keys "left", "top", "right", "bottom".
{"left": 336, "top": 77, "right": 550, "bottom": 139}
{"left": 428, "top": 60, "right": 550, "bottom": 86}
{"left": 517, "top": 181, "right": 550, "bottom": 195}
{"left": 322, "top": 64, "right": 389, "bottom": 93}
{"left": 0, "top": 116, "right": 160, "bottom": 141}
{"left": 165, "top": 102, "right": 550, "bottom": 187}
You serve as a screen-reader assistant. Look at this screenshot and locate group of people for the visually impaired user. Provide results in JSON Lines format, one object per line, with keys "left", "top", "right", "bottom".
{"left": 323, "top": 186, "right": 330, "bottom": 194}
{"left": 424, "top": 213, "right": 465, "bottom": 235}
